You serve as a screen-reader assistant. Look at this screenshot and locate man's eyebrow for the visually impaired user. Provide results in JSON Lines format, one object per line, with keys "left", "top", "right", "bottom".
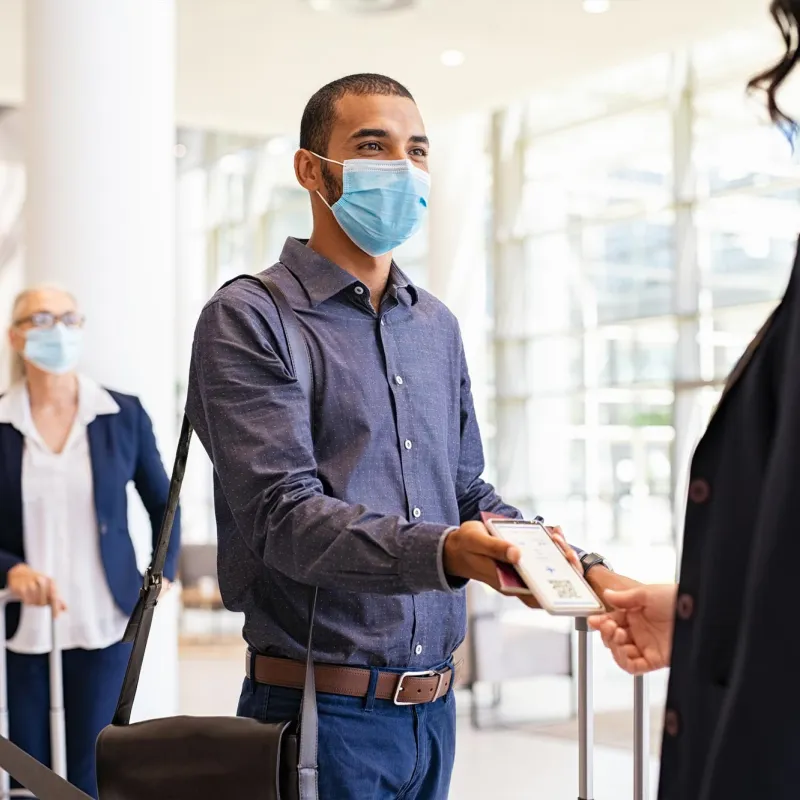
{"left": 349, "top": 129, "right": 430, "bottom": 147}
{"left": 351, "top": 128, "right": 389, "bottom": 140}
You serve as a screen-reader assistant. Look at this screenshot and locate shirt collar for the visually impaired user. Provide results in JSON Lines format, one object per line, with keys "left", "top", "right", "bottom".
{"left": 278, "top": 237, "right": 418, "bottom": 308}
{"left": 0, "top": 375, "right": 120, "bottom": 435}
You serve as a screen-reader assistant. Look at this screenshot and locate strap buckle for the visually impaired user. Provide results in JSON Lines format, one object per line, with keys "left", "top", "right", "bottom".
{"left": 140, "top": 567, "right": 163, "bottom": 608}
{"left": 393, "top": 668, "right": 447, "bottom": 706}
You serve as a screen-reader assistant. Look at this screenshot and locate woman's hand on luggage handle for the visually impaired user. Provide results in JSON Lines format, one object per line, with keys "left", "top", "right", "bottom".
{"left": 7, "top": 564, "right": 67, "bottom": 616}
{"left": 588, "top": 583, "right": 678, "bottom": 675}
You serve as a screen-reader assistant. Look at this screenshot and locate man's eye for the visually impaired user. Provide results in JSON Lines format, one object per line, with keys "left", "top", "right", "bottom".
{"left": 360, "top": 142, "right": 382, "bottom": 151}
{"left": 409, "top": 148, "right": 428, "bottom": 158}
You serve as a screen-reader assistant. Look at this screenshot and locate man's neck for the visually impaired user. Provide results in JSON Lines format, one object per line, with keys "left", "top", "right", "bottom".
{"left": 307, "top": 226, "right": 393, "bottom": 311}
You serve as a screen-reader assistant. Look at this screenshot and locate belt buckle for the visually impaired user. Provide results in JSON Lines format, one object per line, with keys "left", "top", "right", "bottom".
{"left": 393, "top": 668, "right": 447, "bottom": 706}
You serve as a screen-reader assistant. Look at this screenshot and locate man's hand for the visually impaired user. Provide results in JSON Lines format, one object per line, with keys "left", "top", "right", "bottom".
{"left": 588, "top": 583, "right": 678, "bottom": 675}
{"left": 7, "top": 564, "right": 67, "bottom": 617}
{"left": 443, "top": 522, "right": 541, "bottom": 608}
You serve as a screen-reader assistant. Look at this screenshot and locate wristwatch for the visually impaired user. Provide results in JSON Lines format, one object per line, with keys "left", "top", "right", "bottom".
{"left": 579, "top": 552, "right": 613, "bottom": 577}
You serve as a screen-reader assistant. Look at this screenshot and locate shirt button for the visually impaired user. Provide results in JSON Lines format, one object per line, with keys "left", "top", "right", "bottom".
{"left": 404, "top": 439, "right": 413, "bottom": 450}
{"left": 412, "top": 507, "right": 422, "bottom": 519}
{"left": 99, "top": 522, "right": 108, "bottom": 535}
{"left": 415, "top": 644, "right": 423, "bottom": 655}
{"left": 664, "top": 709, "right": 680, "bottom": 738}
{"left": 380, "top": 318, "right": 386, "bottom": 326}
{"left": 676, "top": 593, "right": 694, "bottom": 620}
{"left": 688, "top": 478, "right": 710, "bottom": 504}
{"left": 395, "top": 375, "right": 404, "bottom": 385}
{"left": 354, "top": 285, "right": 364, "bottom": 296}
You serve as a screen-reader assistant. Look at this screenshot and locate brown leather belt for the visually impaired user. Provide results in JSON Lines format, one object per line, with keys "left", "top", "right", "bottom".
{"left": 246, "top": 652, "right": 454, "bottom": 706}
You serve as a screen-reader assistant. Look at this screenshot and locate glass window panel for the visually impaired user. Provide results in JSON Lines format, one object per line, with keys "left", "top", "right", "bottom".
{"left": 695, "top": 198, "right": 796, "bottom": 308}
{"left": 594, "top": 320, "right": 678, "bottom": 386}
{"left": 705, "top": 303, "right": 777, "bottom": 380}
{"left": 528, "top": 336, "right": 583, "bottom": 392}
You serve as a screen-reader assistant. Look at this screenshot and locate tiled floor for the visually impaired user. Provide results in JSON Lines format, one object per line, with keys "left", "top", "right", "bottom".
{"left": 179, "top": 641, "right": 662, "bottom": 799}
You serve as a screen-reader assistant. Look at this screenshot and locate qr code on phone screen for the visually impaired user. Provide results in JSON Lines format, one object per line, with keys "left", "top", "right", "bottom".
{"left": 549, "top": 579, "right": 579, "bottom": 599}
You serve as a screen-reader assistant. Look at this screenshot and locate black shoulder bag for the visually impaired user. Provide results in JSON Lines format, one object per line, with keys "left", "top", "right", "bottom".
{"left": 95, "top": 274, "right": 319, "bottom": 800}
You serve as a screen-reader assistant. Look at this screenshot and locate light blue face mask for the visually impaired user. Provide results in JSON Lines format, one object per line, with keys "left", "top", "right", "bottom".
{"left": 313, "top": 154, "right": 431, "bottom": 257}
{"left": 24, "top": 323, "right": 83, "bottom": 375}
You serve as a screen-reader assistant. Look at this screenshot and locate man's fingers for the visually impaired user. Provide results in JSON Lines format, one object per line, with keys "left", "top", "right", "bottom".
{"left": 603, "top": 587, "right": 648, "bottom": 610}
{"left": 549, "top": 531, "right": 581, "bottom": 570}
{"left": 473, "top": 534, "right": 520, "bottom": 565}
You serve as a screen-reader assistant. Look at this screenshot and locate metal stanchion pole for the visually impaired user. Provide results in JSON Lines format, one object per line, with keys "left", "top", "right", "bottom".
{"left": 576, "top": 617, "right": 594, "bottom": 800}
{"left": 633, "top": 675, "right": 650, "bottom": 800}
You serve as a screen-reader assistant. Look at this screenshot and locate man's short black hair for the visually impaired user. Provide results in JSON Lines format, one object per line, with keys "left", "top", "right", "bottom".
{"left": 299, "top": 73, "right": 415, "bottom": 157}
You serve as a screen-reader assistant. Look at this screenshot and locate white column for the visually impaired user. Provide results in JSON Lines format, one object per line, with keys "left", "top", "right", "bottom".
{"left": 25, "top": 0, "right": 179, "bottom": 720}
{"left": 490, "top": 106, "right": 533, "bottom": 512}
{"left": 175, "top": 165, "right": 214, "bottom": 545}
{"left": 427, "top": 113, "right": 491, "bottom": 430}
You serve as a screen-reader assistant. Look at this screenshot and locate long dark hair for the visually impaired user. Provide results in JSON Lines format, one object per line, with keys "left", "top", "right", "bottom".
{"left": 748, "top": 0, "right": 800, "bottom": 129}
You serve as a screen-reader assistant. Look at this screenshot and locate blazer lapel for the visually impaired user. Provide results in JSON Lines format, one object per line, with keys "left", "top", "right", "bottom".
{"left": 87, "top": 414, "right": 114, "bottom": 523}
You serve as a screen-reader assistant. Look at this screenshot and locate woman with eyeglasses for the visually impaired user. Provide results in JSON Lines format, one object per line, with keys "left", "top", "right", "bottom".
{"left": 0, "top": 285, "right": 180, "bottom": 798}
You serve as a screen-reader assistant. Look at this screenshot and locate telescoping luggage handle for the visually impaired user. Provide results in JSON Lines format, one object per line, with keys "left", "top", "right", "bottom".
{"left": 576, "top": 617, "right": 650, "bottom": 800}
{"left": 0, "top": 591, "right": 69, "bottom": 800}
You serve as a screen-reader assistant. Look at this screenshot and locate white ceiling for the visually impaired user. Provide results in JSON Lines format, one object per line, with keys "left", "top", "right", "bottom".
{"left": 0, "top": 0, "right": 777, "bottom": 137}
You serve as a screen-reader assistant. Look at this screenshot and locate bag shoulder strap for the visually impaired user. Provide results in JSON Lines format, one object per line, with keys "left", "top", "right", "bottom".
{"left": 112, "top": 272, "right": 320, "bottom": 793}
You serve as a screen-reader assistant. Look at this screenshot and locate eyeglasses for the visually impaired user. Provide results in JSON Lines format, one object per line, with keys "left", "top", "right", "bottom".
{"left": 13, "top": 311, "right": 85, "bottom": 330}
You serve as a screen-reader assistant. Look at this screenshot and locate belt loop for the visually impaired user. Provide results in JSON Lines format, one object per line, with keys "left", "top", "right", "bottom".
{"left": 443, "top": 658, "right": 455, "bottom": 703}
{"left": 248, "top": 649, "right": 258, "bottom": 695}
{"left": 363, "top": 668, "right": 379, "bottom": 712}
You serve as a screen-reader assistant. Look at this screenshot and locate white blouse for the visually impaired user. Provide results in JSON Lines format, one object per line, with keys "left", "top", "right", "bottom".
{"left": 0, "top": 376, "right": 130, "bottom": 654}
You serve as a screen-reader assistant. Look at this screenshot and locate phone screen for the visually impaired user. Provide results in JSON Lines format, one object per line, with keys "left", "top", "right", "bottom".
{"left": 488, "top": 520, "right": 603, "bottom": 613}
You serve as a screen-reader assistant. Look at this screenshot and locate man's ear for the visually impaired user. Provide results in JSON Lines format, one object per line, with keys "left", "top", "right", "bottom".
{"left": 295, "top": 149, "right": 321, "bottom": 192}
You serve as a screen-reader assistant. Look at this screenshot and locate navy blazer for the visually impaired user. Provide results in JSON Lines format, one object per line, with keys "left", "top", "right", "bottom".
{"left": 0, "top": 389, "right": 180, "bottom": 640}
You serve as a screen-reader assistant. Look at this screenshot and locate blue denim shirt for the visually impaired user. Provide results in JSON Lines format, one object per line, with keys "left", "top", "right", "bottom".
{"left": 186, "top": 238, "right": 520, "bottom": 668}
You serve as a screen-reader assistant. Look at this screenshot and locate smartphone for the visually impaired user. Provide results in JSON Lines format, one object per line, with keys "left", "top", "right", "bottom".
{"left": 486, "top": 518, "right": 604, "bottom": 616}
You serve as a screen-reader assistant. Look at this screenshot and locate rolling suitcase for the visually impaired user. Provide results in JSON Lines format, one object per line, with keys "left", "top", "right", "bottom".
{"left": 575, "top": 617, "right": 650, "bottom": 800}
{"left": 0, "top": 590, "right": 67, "bottom": 800}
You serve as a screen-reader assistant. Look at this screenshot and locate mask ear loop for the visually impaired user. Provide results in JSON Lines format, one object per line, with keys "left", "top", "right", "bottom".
{"left": 309, "top": 152, "right": 344, "bottom": 211}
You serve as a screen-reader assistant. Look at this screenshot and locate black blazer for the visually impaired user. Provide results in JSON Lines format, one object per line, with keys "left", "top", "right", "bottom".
{"left": 0, "top": 389, "right": 180, "bottom": 640}
{"left": 660, "top": 241, "right": 800, "bottom": 799}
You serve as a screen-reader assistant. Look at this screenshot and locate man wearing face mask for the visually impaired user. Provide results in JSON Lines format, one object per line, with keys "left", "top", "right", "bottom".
{"left": 186, "top": 74, "right": 628, "bottom": 798}
{"left": 0, "top": 285, "right": 180, "bottom": 798}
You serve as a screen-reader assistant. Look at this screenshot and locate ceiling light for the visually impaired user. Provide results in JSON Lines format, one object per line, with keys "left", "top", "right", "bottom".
{"left": 583, "top": 0, "right": 610, "bottom": 12}
{"left": 305, "top": 0, "right": 415, "bottom": 12}
{"left": 440, "top": 50, "right": 465, "bottom": 68}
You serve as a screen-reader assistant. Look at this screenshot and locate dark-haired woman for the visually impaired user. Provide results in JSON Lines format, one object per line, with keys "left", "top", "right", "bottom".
{"left": 584, "top": 2, "right": 800, "bottom": 798}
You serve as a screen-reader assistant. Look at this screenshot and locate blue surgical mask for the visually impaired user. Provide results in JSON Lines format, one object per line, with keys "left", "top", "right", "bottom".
{"left": 313, "top": 154, "right": 431, "bottom": 257}
{"left": 24, "top": 323, "right": 83, "bottom": 375}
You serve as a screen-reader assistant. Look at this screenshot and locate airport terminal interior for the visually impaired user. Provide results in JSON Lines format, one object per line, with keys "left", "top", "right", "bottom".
{"left": 0, "top": 0, "right": 798, "bottom": 797}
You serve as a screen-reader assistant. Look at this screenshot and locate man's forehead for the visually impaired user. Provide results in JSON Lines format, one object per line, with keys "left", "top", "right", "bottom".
{"left": 333, "top": 93, "right": 425, "bottom": 136}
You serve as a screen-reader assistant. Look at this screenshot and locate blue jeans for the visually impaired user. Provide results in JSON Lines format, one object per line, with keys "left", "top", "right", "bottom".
{"left": 236, "top": 664, "right": 456, "bottom": 800}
